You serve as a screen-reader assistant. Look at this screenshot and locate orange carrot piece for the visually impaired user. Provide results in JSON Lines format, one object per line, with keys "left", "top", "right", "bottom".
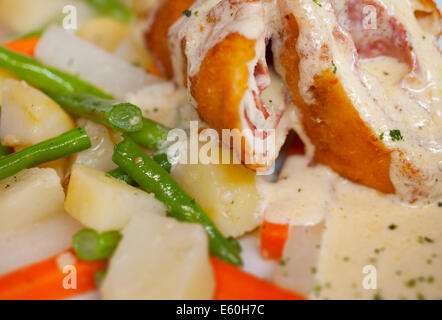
{"left": 4, "top": 36, "right": 40, "bottom": 57}
{"left": 148, "top": 64, "right": 162, "bottom": 77}
{"left": 0, "top": 249, "right": 106, "bottom": 300}
{"left": 260, "top": 221, "right": 289, "bottom": 260}
{"left": 211, "top": 257, "right": 305, "bottom": 300}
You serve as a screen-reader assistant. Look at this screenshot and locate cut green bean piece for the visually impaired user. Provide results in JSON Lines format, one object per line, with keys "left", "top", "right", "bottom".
{"left": 113, "top": 136, "right": 242, "bottom": 266}
{"left": 0, "top": 143, "right": 11, "bottom": 158}
{"left": 227, "top": 237, "right": 242, "bottom": 254}
{"left": 73, "top": 229, "right": 122, "bottom": 261}
{"left": 83, "top": 0, "right": 135, "bottom": 23}
{"left": 54, "top": 94, "right": 143, "bottom": 133}
{"left": 107, "top": 167, "right": 137, "bottom": 186}
{"left": 0, "top": 127, "right": 91, "bottom": 181}
{"left": 128, "top": 118, "right": 170, "bottom": 151}
{"left": 153, "top": 152, "right": 172, "bottom": 173}
{"left": 0, "top": 47, "right": 111, "bottom": 98}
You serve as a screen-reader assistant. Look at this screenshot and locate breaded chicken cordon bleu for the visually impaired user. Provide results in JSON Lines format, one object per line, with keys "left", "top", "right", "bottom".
{"left": 145, "top": 0, "right": 442, "bottom": 202}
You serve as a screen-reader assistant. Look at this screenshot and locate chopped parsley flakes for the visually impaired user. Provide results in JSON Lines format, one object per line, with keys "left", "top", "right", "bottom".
{"left": 312, "top": 0, "right": 322, "bottom": 7}
{"left": 373, "top": 292, "right": 383, "bottom": 300}
{"left": 182, "top": 9, "right": 192, "bottom": 17}
{"left": 331, "top": 60, "right": 337, "bottom": 74}
{"left": 388, "top": 224, "right": 398, "bottom": 230}
{"left": 389, "top": 129, "right": 404, "bottom": 141}
{"left": 418, "top": 236, "right": 434, "bottom": 244}
{"left": 279, "top": 258, "right": 288, "bottom": 266}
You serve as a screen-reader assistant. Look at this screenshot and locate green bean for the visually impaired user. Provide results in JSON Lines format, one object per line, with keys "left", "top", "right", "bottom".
{"left": 107, "top": 154, "right": 172, "bottom": 186}
{"left": 112, "top": 136, "right": 242, "bottom": 266}
{"left": 152, "top": 152, "right": 172, "bottom": 173}
{"left": 73, "top": 229, "right": 122, "bottom": 261}
{"left": 227, "top": 237, "right": 242, "bottom": 254}
{"left": 83, "top": 0, "right": 135, "bottom": 23}
{"left": 0, "top": 127, "right": 91, "bottom": 180}
{"left": 0, "top": 143, "right": 11, "bottom": 158}
{"left": 54, "top": 94, "right": 143, "bottom": 133}
{"left": 107, "top": 168, "right": 137, "bottom": 186}
{"left": 128, "top": 118, "right": 170, "bottom": 151}
{"left": 0, "top": 46, "right": 111, "bottom": 99}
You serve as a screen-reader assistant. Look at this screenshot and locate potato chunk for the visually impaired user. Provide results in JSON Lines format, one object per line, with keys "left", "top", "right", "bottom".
{"left": 64, "top": 164, "right": 166, "bottom": 232}
{"left": 76, "top": 17, "right": 129, "bottom": 52}
{"left": 172, "top": 157, "right": 261, "bottom": 237}
{"left": 0, "top": 79, "right": 75, "bottom": 148}
{"left": 0, "top": 69, "right": 17, "bottom": 103}
{"left": 0, "top": 168, "right": 64, "bottom": 233}
{"left": 101, "top": 211, "right": 215, "bottom": 300}
{"left": 0, "top": 0, "right": 61, "bottom": 33}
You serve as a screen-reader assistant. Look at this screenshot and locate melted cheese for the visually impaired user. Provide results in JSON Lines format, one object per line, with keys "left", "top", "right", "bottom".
{"left": 257, "top": 156, "right": 337, "bottom": 225}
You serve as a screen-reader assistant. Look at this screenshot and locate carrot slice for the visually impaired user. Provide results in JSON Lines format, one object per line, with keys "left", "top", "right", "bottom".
{"left": 148, "top": 64, "right": 162, "bottom": 77}
{"left": 4, "top": 36, "right": 40, "bottom": 57}
{"left": 211, "top": 257, "right": 305, "bottom": 300}
{"left": 260, "top": 221, "right": 289, "bottom": 261}
{"left": 0, "top": 249, "right": 106, "bottom": 300}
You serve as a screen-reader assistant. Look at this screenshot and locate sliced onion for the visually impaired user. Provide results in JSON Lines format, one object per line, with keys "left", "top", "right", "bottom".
{"left": 0, "top": 213, "right": 82, "bottom": 276}
{"left": 35, "top": 26, "right": 161, "bottom": 99}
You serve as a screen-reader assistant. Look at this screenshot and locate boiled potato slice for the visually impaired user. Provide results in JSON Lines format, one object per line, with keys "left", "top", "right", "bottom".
{"left": 0, "top": 69, "right": 17, "bottom": 104}
{"left": 172, "top": 147, "right": 261, "bottom": 237}
{"left": 122, "top": 0, "right": 158, "bottom": 16}
{"left": 101, "top": 211, "right": 215, "bottom": 300}
{"left": 0, "top": 168, "right": 65, "bottom": 233}
{"left": 65, "top": 164, "right": 166, "bottom": 232}
{"left": 76, "top": 17, "right": 129, "bottom": 52}
{"left": 73, "top": 119, "right": 117, "bottom": 172}
{"left": 0, "top": 0, "right": 61, "bottom": 33}
{"left": 0, "top": 79, "right": 75, "bottom": 148}
{"left": 113, "top": 23, "right": 156, "bottom": 73}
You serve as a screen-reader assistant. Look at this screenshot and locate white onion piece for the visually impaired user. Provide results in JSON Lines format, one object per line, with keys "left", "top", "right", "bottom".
{"left": 272, "top": 223, "right": 325, "bottom": 298}
{"left": 35, "top": 26, "right": 162, "bottom": 99}
{"left": 239, "top": 233, "right": 277, "bottom": 281}
{"left": 0, "top": 213, "right": 82, "bottom": 276}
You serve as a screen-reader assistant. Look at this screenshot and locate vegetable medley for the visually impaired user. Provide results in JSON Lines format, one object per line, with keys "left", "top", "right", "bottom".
{"left": 0, "top": 0, "right": 303, "bottom": 300}
{"left": 0, "top": 0, "right": 441, "bottom": 301}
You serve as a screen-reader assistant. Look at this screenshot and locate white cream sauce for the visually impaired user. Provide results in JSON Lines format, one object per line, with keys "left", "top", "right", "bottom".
{"left": 315, "top": 179, "right": 442, "bottom": 300}
{"left": 264, "top": 154, "right": 442, "bottom": 299}
{"left": 257, "top": 156, "right": 337, "bottom": 225}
